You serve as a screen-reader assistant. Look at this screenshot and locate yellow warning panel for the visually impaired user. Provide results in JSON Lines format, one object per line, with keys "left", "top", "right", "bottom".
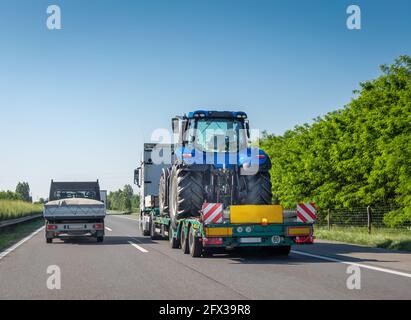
{"left": 230, "top": 205, "right": 283, "bottom": 224}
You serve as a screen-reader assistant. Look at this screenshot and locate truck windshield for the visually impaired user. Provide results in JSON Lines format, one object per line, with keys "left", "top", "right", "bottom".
{"left": 185, "top": 118, "right": 248, "bottom": 152}
{"left": 54, "top": 190, "right": 97, "bottom": 200}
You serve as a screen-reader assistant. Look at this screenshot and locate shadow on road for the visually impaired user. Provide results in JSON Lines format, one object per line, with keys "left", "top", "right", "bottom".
{"left": 202, "top": 244, "right": 402, "bottom": 266}
{"left": 51, "top": 236, "right": 159, "bottom": 246}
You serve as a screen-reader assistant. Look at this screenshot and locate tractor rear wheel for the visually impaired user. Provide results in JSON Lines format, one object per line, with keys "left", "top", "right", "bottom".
{"left": 169, "top": 167, "right": 204, "bottom": 227}
{"left": 242, "top": 172, "right": 272, "bottom": 205}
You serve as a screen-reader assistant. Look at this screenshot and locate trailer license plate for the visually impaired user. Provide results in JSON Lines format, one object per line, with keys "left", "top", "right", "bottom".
{"left": 239, "top": 237, "right": 262, "bottom": 243}
{"left": 68, "top": 224, "right": 84, "bottom": 230}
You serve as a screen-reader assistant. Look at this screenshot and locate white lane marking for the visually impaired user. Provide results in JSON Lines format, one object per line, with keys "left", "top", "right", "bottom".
{"left": 105, "top": 227, "right": 112, "bottom": 232}
{"left": 128, "top": 241, "right": 148, "bottom": 253}
{"left": 292, "top": 250, "right": 411, "bottom": 279}
{"left": 111, "top": 215, "right": 139, "bottom": 221}
{"left": 0, "top": 226, "right": 45, "bottom": 261}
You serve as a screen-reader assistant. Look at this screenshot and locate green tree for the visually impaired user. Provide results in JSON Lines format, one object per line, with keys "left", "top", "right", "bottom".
{"left": 15, "top": 182, "right": 31, "bottom": 202}
{"left": 260, "top": 55, "right": 411, "bottom": 227}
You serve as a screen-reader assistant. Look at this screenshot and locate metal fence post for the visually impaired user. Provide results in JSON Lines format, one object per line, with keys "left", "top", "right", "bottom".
{"left": 327, "top": 209, "right": 331, "bottom": 230}
{"left": 367, "top": 206, "right": 372, "bottom": 234}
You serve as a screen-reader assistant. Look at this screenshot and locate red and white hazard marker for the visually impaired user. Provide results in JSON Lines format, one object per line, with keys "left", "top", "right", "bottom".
{"left": 202, "top": 203, "right": 223, "bottom": 224}
{"left": 297, "top": 202, "right": 317, "bottom": 223}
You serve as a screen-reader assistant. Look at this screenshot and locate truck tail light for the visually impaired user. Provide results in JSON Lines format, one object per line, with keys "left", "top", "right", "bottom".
{"left": 93, "top": 223, "right": 104, "bottom": 230}
{"left": 203, "top": 237, "right": 223, "bottom": 246}
{"left": 47, "top": 224, "right": 57, "bottom": 231}
{"left": 294, "top": 235, "right": 315, "bottom": 244}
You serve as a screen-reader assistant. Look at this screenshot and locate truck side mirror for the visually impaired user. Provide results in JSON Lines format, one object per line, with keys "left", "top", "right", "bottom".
{"left": 134, "top": 168, "right": 141, "bottom": 187}
{"left": 245, "top": 120, "right": 251, "bottom": 139}
{"left": 172, "top": 118, "right": 179, "bottom": 134}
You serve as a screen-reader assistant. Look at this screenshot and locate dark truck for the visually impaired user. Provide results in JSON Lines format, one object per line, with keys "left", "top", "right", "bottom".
{"left": 43, "top": 180, "right": 106, "bottom": 243}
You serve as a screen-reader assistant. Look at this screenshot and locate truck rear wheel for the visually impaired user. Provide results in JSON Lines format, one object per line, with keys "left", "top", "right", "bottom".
{"left": 169, "top": 226, "right": 180, "bottom": 249}
{"left": 188, "top": 225, "right": 202, "bottom": 258}
{"left": 97, "top": 236, "right": 104, "bottom": 243}
{"left": 180, "top": 225, "right": 189, "bottom": 254}
{"left": 169, "top": 167, "right": 204, "bottom": 227}
{"left": 46, "top": 238, "right": 53, "bottom": 244}
{"left": 150, "top": 212, "right": 160, "bottom": 240}
{"left": 242, "top": 172, "right": 272, "bottom": 205}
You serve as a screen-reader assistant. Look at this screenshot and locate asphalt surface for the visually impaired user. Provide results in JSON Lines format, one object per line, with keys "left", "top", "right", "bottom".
{"left": 0, "top": 215, "right": 411, "bottom": 300}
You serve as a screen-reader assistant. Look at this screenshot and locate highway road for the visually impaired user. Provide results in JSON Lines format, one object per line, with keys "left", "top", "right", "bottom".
{"left": 0, "top": 214, "right": 411, "bottom": 300}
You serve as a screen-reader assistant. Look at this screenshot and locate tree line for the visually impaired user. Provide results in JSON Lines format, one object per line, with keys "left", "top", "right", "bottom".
{"left": 0, "top": 182, "right": 32, "bottom": 202}
{"left": 260, "top": 56, "right": 410, "bottom": 227}
{"left": 107, "top": 184, "right": 140, "bottom": 213}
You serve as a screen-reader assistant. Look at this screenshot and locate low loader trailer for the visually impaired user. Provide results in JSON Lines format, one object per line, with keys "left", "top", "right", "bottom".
{"left": 135, "top": 110, "right": 315, "bottom": 257}
{"left": 146, "top": 203, "right": 314, "bottom": 257}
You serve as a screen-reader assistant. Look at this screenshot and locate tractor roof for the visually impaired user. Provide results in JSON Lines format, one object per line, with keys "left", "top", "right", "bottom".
{"left": 186, "top": 110, "right": 248, "bottom": 119}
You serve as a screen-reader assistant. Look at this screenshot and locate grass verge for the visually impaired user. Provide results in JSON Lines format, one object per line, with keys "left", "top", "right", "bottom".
{"left": 0, "top": 218, "right": 44, "bottom": 252}
{"left": 315, "top": 226, "right": 411, "bottom": 252}
{"left": 0, "top": 200, "right": 43, "bottom": 221}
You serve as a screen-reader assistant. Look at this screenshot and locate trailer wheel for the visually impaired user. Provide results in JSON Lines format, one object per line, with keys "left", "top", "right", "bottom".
{"left": 169, "top": 226, "right": 180, "bottom": 249}
{"left": 180, "top": 225, "right": 189, "bottom": 254}
{"left": 46, "top": 238, "right": 53, "bottom": 244}
{"left": 188, "top": 226, "right": 202, "bottom": 258}
{"left": 242, "top": 172, "right": 272, "bottom": 205}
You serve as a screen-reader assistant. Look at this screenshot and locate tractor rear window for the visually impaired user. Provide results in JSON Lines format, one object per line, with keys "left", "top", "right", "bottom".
{"left": 187, "top": 119, "right": 247, "bottom": 152}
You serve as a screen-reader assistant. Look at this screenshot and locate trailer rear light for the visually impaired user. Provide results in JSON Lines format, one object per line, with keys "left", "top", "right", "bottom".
{"left": 261, "top": 217, "right": 268, "bottom": 226}
{"left": 93, "top": 223, "right": 104, "bottom": 230}
{"left": 294, "top": 235, "right": 315, "bottom": 244}
{"left": 203, "top": 237, "right": 223, "bottom": 246}
{"left": 47, "top": 225, "right": 57, "bottom": 231}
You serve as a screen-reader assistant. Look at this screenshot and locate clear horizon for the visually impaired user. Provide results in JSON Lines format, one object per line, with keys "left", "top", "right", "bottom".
{"left": 1, "top": 0, "right": 410, "bottom": 199}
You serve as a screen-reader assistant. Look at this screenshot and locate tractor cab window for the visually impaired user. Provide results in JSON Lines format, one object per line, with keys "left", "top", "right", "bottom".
{"left": 185, "top": 118, "right": 248, "bottom": 152}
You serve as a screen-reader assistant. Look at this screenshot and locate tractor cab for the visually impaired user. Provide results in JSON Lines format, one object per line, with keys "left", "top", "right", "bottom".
{"left": 172, "top": 111, "right": 250, "bottom": 153}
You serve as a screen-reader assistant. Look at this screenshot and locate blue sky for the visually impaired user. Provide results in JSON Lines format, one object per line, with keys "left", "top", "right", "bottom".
{"left": 0, "top": 0, "right": 410, "bottom": 199}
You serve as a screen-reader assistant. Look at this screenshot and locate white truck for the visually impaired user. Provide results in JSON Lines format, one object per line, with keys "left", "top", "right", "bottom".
{"left": 134, "top": 143, "right": 174, "bottom": 236}
{"left": 43, "top": 180, "right": 106, "bottom": 243}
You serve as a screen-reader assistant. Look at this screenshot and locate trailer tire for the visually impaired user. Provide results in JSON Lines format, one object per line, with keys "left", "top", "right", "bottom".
{"left": 188, "top": 225, "right": 203, "bottom": 258}
{"left": 180, "top": 225, "right": 189, "bottom": 254}
{"left": 169, "top": 226, "right": 180, "bottom": 249}
{"left": 169, "top": 167, "right": 204, "bottom": 226}
{"left": 242, "top": 172, "right": 272, "bottom": 205}
{"left": 46, "top": 238, "right": 53, "bottom": 244}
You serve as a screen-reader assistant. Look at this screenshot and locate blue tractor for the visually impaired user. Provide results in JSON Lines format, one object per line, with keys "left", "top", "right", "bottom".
{"left": 159, "top": 110, "right": 273, "bottom": 228}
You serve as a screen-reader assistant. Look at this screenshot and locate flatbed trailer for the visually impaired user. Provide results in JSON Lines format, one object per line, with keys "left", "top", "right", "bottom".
{"left": 145, "top": 206, "right": 314, "bottom": 257}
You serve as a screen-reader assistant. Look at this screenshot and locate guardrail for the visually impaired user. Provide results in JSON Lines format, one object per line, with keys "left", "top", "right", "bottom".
{"left": 0, "top": 214, "right": 43, "bottom": 229}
